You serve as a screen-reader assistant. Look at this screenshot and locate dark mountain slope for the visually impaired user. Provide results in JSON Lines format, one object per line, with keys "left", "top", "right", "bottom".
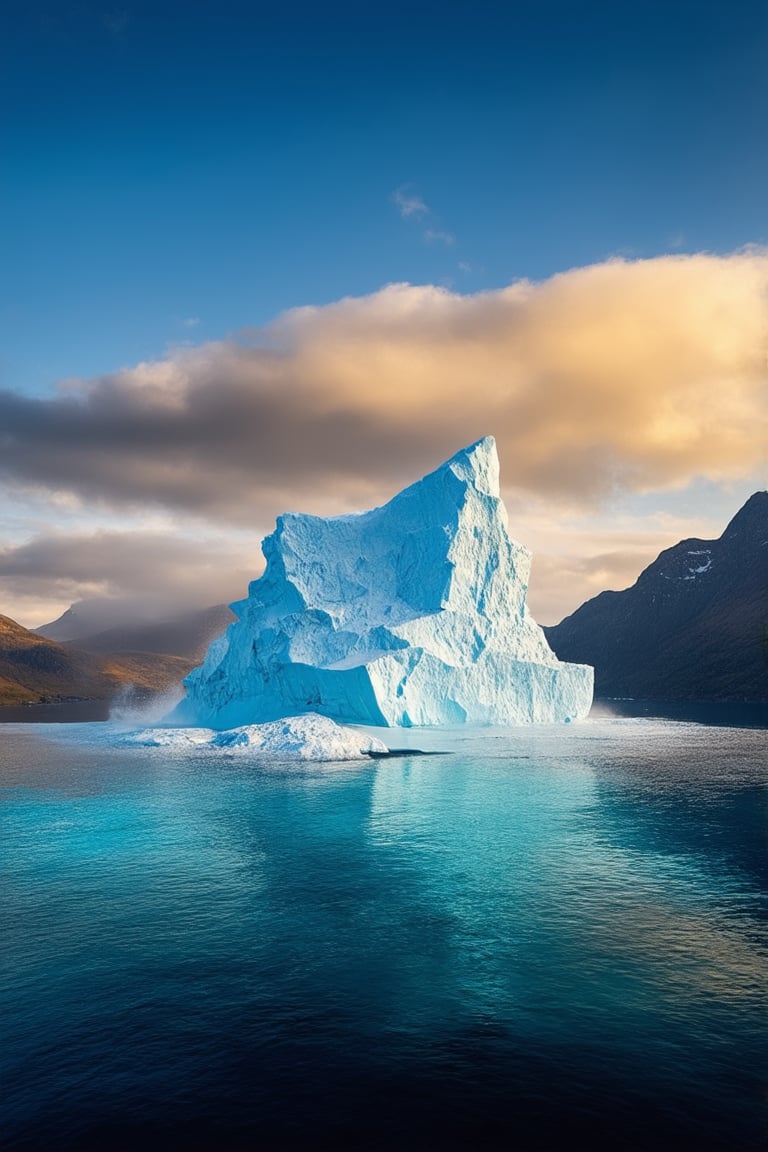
{"left": 545, "top": 492, "right": 768, "bottom": 702}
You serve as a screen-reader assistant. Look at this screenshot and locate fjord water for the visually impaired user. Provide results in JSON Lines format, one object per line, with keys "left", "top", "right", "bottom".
{"left": 2, "top": 719, "right": 766, "bottom": 1150}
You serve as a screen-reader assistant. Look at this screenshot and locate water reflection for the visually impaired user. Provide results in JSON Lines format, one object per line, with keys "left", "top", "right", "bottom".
{"left": 2, "top": 721, "right": 767, "bottom": 1150}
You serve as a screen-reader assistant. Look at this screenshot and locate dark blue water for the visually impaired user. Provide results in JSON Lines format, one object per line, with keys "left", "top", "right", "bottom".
{"left": 2, "top": 719, "right": 766, "bottom": 1150}
{"left": 0, "top": 701, "right": 112, "bottom": 724}
{"left": 592, "top": 698, "right": 768, "bottom": 729}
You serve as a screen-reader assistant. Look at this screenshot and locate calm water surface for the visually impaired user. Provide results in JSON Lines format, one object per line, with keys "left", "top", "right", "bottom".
{"left": 1, "top": 718, "right": 766, "bottom": 1149}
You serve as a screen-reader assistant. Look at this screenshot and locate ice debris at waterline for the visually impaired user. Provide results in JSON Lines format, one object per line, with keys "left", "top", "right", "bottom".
{"left": 170, "top": 437, "right": 593, "bottom": 728}
{"left": 119, "top": 714, "right": 388, "bottom": 761}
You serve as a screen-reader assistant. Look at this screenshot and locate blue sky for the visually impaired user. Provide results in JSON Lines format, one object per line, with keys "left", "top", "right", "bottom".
{"left": 1, "top": 1, "right": 766, "bottom": 625}
{"left": 4, "top": 0, "right": 766, "bottom": 390}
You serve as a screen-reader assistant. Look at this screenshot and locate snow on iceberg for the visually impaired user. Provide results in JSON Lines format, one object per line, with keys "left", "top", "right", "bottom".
{"left": 119, "top": 713, "right": 388, "bottom": 760}
{"left": 169, "top": 436, "right": 593, "bottom": 728}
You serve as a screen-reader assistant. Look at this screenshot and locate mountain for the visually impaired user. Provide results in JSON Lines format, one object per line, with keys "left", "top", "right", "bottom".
{"left": 171, "top": 437, "right": 593, "bottom": 729}
{"left": 0, "top": 616, "right": 113, "bottom": 704}
{"left": 62, "top": 604, "right": 235, "bottom": 661}
{"left": 37, "top": 596, "right": 186, "bottom": 642}
{"left": 1, "top": 604, "right": 235, "bottom": 705}
{"left": 65, "top": 604, "right": 235, "bottom": 696}
{"left": 545, "top": 492, "right": 768, "bottom": 702}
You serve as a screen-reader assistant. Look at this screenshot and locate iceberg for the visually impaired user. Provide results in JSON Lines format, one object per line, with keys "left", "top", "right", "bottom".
{"left": 170, "top": 436, "right": 593, "bottom": 728}
{"left": 119, "top": 714, "right": 388, "bottom": 760}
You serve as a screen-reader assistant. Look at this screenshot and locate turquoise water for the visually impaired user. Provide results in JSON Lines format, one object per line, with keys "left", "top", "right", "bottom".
{"left": 2, "top": 719, "right": 766, "bottom": 1149}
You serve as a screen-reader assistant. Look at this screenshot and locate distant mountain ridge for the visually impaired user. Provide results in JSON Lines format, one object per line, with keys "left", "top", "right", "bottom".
{"left": 545, "top": 492, "right": 768, "bottom": 702}
{"left": 36, "top": 597, "right": 194, "bottom": 642}
{"left": 58, "top": 604, "right": 235, "bottom": 661}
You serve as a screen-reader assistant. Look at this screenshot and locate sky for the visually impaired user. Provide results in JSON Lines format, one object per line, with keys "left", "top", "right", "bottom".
{"left": 1, "top": 0, "right": 767, "bottom": 627}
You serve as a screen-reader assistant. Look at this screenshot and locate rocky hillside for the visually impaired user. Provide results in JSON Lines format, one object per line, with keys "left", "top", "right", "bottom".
{"left": 545, "top": 492, "right": 768, "bottom": 702}
{"left": 0, "top": 616, "right": 113, "bottom": 704}
{"left": 0, "top": 604, "right": 234, "bottom": 705}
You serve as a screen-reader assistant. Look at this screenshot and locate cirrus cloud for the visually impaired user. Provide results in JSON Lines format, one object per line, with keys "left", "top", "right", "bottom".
{"left": 392, "top": 187, "right": 429, "bottom": 219}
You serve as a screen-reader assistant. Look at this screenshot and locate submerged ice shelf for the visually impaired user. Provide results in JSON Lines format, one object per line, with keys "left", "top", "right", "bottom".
{"left": 171, "top": 436, "right": 593, "bottom": 729}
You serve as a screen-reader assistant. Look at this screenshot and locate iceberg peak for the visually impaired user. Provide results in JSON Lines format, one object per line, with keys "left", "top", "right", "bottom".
{"left": 439, "top": 435, "right": 500, "bottom": 498}
{"left": 170, "top": 439, "right": 593, "bottom": 728}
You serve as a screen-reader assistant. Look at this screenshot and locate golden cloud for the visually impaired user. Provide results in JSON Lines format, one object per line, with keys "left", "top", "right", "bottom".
{"left": 2, "top": 251, "right": 765, "bottom": 520}
{"left": 269, "top": 251, "right": 768, "bottom": 497}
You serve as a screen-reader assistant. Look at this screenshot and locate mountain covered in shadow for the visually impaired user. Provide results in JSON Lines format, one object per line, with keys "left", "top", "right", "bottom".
{"left": 545, "top": 492, "right": 768, "bottom": 702}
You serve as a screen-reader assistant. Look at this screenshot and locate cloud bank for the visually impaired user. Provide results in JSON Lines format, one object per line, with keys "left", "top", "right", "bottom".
{"left": 0, "top": 531, "right": 257, "bottom": 623}
{"left": 1, "top": 252, "right": 765, "bottom": 528}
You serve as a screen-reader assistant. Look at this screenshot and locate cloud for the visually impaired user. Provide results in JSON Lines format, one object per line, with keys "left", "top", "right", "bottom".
{"left": 497, "top": 494, "right": 733, "bottom": 624}
{"left": 530, "top": 547, "right": 660, "bottom": 625}
{"left": 424, "top": 228, "right": 455, "bottom": 246}
{"left": 392, "top": 186, "right": 456, "bottom": 246}
{"left": 0, "top": 252, "right": 766, "bottom": 535}
{"left": 392, "top": 187, "right": 429, "bottom": 219}
{"left": 0, "top": 530, "right": 259, "bottom": 627}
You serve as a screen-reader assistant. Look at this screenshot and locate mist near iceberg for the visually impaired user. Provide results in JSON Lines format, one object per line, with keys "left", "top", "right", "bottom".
{"left": 170, "top": 437, "right": 592, "bottom": 730}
